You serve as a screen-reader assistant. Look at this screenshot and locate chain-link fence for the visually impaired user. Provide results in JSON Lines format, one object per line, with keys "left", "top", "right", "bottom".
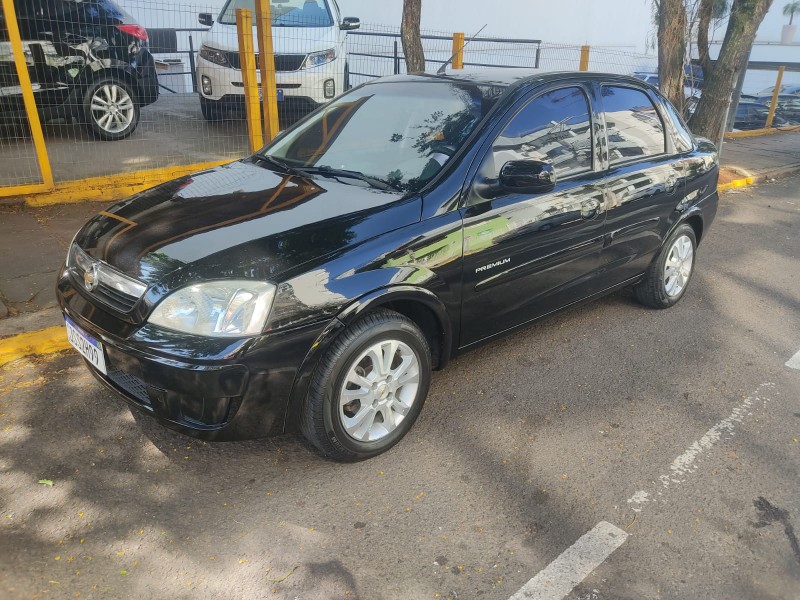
{"left": 1, "top": 0, "right": 669, "bottom": 202}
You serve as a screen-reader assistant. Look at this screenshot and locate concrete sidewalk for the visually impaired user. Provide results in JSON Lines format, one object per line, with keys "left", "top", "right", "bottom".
{"left": 1, "top": 131, "right": 799, "bottom": 338}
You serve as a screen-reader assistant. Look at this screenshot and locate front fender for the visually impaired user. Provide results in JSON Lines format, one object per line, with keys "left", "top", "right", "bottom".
{"left": 281, "top": 284, "right": 454, "bottom": 432}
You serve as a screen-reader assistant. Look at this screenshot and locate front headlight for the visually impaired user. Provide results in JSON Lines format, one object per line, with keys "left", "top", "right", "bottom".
{"left": 199, "top": 45, "right": 230, "bottom": 67}
{"left": 149, "top": 281, "right": 276, "bottom": 338}
{"left": 302, "top": 48, "right": 336, "bottom": 69}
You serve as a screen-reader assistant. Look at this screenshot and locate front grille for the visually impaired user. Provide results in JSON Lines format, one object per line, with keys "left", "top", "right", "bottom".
{"left": 225, "top": 51, "right": 306, "bottom": 72}
{"left": 93, "top": 282, "right": 139, "bottom": 313}
{"left": 106, "top": 369, "right": 152, "bottom": 407}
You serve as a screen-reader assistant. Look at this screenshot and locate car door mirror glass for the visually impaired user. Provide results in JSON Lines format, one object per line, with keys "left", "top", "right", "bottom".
{"left": 199, "top": 13, "right": 214, "bottom": 27}
{"left": 340, "top": 16, "right": 360, "bottom": 30}
{"left": 499, "top": 160, "right": 557, "bottom": 194}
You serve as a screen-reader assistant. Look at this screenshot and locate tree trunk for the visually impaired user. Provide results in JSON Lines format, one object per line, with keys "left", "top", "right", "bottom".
{"left": 697, "top": 0, "right": 714, "bottom": 78}
{"left": 401, "top": 0, "right": 425, "bottom": 73}
{"left": 689, "top": 0, "right": 773, "bottom": 141}
{"left": 658, "top": 0, "right": 688, "bottom": 110}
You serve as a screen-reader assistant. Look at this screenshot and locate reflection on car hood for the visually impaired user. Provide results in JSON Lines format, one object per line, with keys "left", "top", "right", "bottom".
{"left": 203, "top": 24, "right": 339, "bottom": 55}
{"left": 74, "top": 160, "right": 420, "bottom": 287}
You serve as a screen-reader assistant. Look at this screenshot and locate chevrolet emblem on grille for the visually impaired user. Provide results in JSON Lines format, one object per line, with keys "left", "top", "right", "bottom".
{"left": 83, "top": 263, "right": 100, "bottom": 292}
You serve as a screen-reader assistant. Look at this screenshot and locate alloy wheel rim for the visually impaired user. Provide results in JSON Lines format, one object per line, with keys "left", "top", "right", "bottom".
{"left": 91, "top": 84, "right": 135, "bottom": 134}
{"left": 339, "top": 339, "right": 420, "bottom": 442}
{"left": 664, "top": 234, "right": 694, "bottom": 297}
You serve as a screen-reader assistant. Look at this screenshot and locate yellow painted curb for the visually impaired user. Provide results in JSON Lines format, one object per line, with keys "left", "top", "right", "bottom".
{"left": 718, "top": 176, "right": 757, "bottom": 191}
{"left": 21, "top": 160, "right": 234, "bottom": 207}
{"left": 0, "top": 326, "right": 72, "bottom": 367}
{"left": 724, "top": 125, "right": 800, "bottom": 140}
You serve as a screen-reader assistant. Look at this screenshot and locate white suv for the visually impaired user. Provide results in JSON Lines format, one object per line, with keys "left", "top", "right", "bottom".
{"left": 196, "top": 0, "right": 359, "bottom": 122}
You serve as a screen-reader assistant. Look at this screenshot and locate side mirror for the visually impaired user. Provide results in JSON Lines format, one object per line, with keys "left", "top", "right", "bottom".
{"left": 340, "top": 17, "right": 361, "bottom": 30}
{"left": 499, "top": 160, "right": 557, "bottom": 194}
{"left": 198, "top": 13, "right": 214, "bottom": 27}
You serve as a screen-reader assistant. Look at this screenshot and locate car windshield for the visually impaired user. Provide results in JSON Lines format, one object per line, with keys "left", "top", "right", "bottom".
{"left": 263, "top": 80, "right": 500, "bottom": 194}
{"left": 218, "top": 0, "right": 334, "bottom": 26}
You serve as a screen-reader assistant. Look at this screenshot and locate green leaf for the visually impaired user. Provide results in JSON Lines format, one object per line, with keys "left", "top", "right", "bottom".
{"left": 38, "top": 479, "right": 54, "bottom": 487}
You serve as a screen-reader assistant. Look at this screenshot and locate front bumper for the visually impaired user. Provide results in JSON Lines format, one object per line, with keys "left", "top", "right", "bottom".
{"left": 196, "top": 53, "right": 343, "bottom": 105}
{"left": 57, "top": 267, "right": 327, "bottom": 441}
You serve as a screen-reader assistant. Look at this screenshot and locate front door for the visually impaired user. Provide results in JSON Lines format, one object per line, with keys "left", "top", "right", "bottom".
{"left": 459, "top": 85, "right": 606, "bottom": 347}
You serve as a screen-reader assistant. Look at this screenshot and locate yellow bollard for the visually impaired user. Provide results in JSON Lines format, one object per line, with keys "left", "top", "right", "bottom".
{"left": 255, "top": 0, "right": 280, "bottom": 142}
{"left": 452, "top": 32, "right": 465, "bottom": 70}
{"left": 765, "top": 66, "right": 785, "bottom": 129}
{"left": 236, "top": 8, "right": 263, "bottom": 152}
{"left": 0, "top": 0, "right": 54, "bottom": 196}
{"left": 579, "top": 45, "right": 590, "bottom": 71}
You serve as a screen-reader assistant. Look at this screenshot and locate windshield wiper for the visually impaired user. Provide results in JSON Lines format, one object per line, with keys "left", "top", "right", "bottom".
{"left": 253, "top": 154, "right": 309, "bottom": 177}
{"left": 302, "top": 165, "right": 403, "bottom": 192}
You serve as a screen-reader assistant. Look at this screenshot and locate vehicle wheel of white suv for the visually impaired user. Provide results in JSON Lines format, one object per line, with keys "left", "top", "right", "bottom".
{"left": 200, "top": 97, "right": 224, "bottom": 122}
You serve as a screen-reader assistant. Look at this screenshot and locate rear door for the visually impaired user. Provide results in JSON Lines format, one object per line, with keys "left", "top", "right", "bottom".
{"left": 598, "top": 83, "right": 685, "bottom": 286}
{"left": 459, "top": 84, "right": 607, "bottom": 347}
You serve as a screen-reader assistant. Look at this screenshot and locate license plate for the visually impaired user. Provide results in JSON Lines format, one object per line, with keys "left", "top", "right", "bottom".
{"left": 65, "top": 318, "right": 107, "bottom": 375}
{"left": 258, "top": 88, "right": 284, "bottom": 102}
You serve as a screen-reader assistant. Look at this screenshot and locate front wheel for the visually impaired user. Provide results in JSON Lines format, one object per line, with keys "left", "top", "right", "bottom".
{"left": 301, "top": 310, "right": 432, "bottom": 461}
{"left": 634, "top": 223, "right": 697, "bottom": 308}
{"left": 83, "top": 79, "right": 140, "bottom": 141}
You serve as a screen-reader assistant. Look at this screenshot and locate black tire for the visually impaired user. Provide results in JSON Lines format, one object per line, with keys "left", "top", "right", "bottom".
{"left": 200, "top": 96, "right": 223, "bottom": 122}
{"left": 301, "top": 309, "right": 432, "bottom": 461}
{"left": 634, "top": 223, "right": 697, "bottom": 309}
{"left": 82, "top": 78, "right": 140, "bottom": 141}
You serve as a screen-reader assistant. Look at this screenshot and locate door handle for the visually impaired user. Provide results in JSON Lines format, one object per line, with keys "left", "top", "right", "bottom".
{"left": 665, "top": 175, "right": 678, "bottom": 194}
{"left": 580, "top": 198, "right": 602, "bottom": 219}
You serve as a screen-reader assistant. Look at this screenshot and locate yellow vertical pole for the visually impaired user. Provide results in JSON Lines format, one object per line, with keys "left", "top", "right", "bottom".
{"left": 579, "top": 45, "right": 590, "bottom": 71}
{"left": 236, "top": 8, "right": 263, "bottom": 152}
{"left": 452, "top": 32, "right": 465, "bottom": 70}
{"left": 255, "top": 0, "right": 280, "bottom": 141}
{"left": 2, "top": 0, "right": 54, "bottom": 189}
{"left": 765, "top": 66, "right": 785, "bottom": 129}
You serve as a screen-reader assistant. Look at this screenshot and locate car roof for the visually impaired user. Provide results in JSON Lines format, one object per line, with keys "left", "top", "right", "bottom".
{"left": 364, "top": 69, "right": 655, "bottom": 93}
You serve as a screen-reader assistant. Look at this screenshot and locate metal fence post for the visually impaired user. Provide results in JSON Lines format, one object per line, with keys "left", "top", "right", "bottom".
{"left": 394, "top": 41, "right": 400, "bottom": 75}
{"left": 188, "top": 35, "right": 197, "bottom": 93}
{"left": 452, "top": 32, "right": 465, "bottom": 69}
{"left": 236, "top": 8, "right": 263, "bottom": 152}
{"left": 255, "top": 0, "right": 280, "bottom": 142}
{"left": 0, "top": 0, "right": 54, "bottom": 195}
{"left": 765, "top": 66, "right": 785, "bottom": 129}
{"left": 535, "top": 44, "right": 541, "bottom": 69}
{"left": 579, "top": 45, "right": 590, "bottom": 71}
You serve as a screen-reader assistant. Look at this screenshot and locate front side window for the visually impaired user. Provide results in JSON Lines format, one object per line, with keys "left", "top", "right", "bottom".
{"left": 266, "top": 81, "right": 497, "bottom": 194}
{"left": 478, "top": 86, "right": 594, "bottom": 183}
{"left": 603, "top": 86, "right": 666, "bottom": 165}
{"left": 219, "top": 0, "right": 333, "bottom": 27}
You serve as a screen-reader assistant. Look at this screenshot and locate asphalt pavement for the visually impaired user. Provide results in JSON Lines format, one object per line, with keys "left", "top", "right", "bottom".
{"left": 1, "top": 175, "right": 799, "bottom": 599}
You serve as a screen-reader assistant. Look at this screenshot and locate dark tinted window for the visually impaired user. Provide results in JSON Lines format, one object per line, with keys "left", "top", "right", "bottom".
{"left": 603, "top": 86, "right": 666, "bottom": 165}
{"left": 483, "top": 86, "right": 593, "bottom": 180}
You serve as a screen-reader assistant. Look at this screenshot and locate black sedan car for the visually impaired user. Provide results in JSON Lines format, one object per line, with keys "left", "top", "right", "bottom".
{"left": 0, "top": 0, "right": 158, "bottom": 140}
{"left": 58, "top": 71, "right": 719, "bottom": 460}
{"left": 733, "top": 100, "right": 790, "bottom": 130}
{"left": 754, "top": 94, "right": 800, "bottom": 124}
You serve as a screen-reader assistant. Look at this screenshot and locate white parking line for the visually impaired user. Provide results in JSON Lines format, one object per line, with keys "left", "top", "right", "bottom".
{"left": 786, "top": 349, "right": 800, "bottom": 370}
{"left": 508, "top": 521, "right": 628, "bottom": 600}
{"left": 627, "top": 382, "right": 775, "bottom": 512}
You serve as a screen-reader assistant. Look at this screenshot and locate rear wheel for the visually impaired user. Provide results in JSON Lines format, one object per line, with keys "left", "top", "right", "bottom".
{"left": 83, "top": 79, "right": 140, "bottom": 141}
{"left": 301, "top": 309, "right": 432, "bottom": 461}
{"left": 634, "top": 224, "right": 697, "bottom": 308}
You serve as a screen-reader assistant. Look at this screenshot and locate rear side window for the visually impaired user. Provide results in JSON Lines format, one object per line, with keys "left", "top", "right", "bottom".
{"left": 659, "top": 96, "right": 693, "bottom": 153}
{"left": 602, "top": 86, "right": 666, "bottom": 165}
{"left": 484, "top": 86, "right": 593, "bottom": 180}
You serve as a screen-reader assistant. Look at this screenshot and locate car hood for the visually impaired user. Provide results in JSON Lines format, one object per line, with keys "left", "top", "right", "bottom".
{"left": 203, "top": 23, "right": 339, "bottom": 55}
{"left": 74, "top": 160, "right": 420, "bottom": 288}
